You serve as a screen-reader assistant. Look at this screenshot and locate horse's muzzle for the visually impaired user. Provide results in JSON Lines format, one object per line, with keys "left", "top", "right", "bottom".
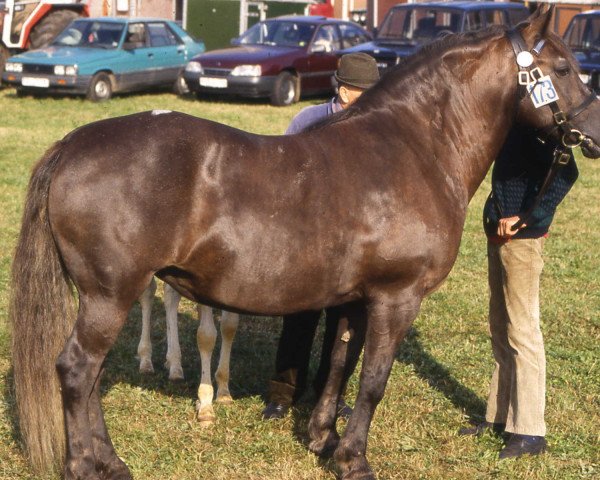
{"left": 580, "top": 135, "right": 600, "bottom": 159}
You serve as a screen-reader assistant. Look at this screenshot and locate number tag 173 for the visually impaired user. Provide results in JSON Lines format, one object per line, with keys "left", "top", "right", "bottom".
{"left": 527, "top": 75, "right": 559, "bottom": 108}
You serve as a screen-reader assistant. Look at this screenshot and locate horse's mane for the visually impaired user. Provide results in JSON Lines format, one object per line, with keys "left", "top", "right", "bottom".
{"left": 306, "top": 24, "right": 513, "bottom": 132}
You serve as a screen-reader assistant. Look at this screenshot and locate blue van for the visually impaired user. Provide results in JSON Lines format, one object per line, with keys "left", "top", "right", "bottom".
{"left": 564, "top": 10, "right": 600, "bottom": 93}
{"left": 340, "top": 1, "right": 529, "bottom": 72}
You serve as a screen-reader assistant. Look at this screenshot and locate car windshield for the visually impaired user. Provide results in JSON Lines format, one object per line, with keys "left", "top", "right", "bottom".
{"left": 238, "top": 21, "right": 316, "bottom": 47}
{"left": 52, "top": 20, "right": 125, "bottom": 49}
{"left": 378, "top": 8, "right": 462, "bottom": 43}
{"left": 564, "top": 15, "right": 600, "bottom": 51}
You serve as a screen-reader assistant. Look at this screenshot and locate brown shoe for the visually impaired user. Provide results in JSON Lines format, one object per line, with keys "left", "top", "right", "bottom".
{"left": 499, "top": 434, "right": 546, "bottom": 459}
{"left": 337, "top": 399, "right": 353, "bottom": 419}
{"left": 262, "top": 402, "right": 289, "bottom": 420}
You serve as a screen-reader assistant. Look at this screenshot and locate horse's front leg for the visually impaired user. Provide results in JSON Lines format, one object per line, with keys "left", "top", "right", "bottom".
{"left": 163, "top": 284, "right": 184, "bottom": 381}
{"left": 333, "top": 294, "right": 421, "bottom": 480}
{"left": 215, "top": 311, "right": 240, "bottom": 404}
{"left": 308, "top": 303, "right": 367, "bottom": 458}
{"left": 137, "top": 278, "right": 156, "bottom": 374}
{"left": 196, "top": 305, "right": 217, "bottom": 425}
{"left": 57, "top": 297, "right": 132, "bottom": 480}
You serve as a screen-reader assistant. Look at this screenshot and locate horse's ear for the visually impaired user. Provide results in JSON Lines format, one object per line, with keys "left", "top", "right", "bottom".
{"left": 523, "top": 4, "right": 555, "bottom": 41}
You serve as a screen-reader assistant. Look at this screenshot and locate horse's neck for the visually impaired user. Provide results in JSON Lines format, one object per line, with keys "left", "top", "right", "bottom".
{"left": 349, "top": 37, "right": 518, "bottom": 204}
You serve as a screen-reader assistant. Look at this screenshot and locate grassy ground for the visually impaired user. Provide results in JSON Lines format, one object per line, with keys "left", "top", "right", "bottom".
{"left": 0, "top": 88, "right": 598, "bottom": 480}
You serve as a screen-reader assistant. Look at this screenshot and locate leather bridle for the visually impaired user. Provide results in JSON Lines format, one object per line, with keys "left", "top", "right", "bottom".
{"left": 506, "top": 28, "right": 596, "bottom": 149}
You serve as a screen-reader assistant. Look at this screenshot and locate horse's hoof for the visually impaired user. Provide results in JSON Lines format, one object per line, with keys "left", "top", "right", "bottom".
{"left": 98, "top": 457, "right": 133, "bottom": 480}
{"left": 196, "top": 403, "right": 216, "bottom": 426}
{"left": 308, "top": 431, "right": 340, "bottom": 458}
{"left": 341, "top": 471, "right": 376, "bottom": 480}
{"left": 139, "top": 359, "right": 154, "bottom": 374}
{"left": 168, "top": 366, "right": 184, "bottom": 381}
{"left": 215, "top": 394, "right": 233, "bottom": 405}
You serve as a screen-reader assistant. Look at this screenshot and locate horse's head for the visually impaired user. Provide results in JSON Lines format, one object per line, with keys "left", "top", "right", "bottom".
{"left": 513, "top": 5, "right": 600, "bottom": 158}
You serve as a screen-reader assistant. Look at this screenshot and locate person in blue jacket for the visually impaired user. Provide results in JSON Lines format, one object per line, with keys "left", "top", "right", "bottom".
{"left": 460, "top": 127, "right": 579, "bottom": 459}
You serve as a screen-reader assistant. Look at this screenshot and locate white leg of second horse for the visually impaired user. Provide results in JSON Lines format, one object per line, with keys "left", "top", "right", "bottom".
{"left": 215, "top": 311, "right": 239, "bottom": 404}
{"left": 163, "top": 283, "right": 184, "bottom": 381}
{"left": 196, "top": 305, "right": 217, "bottom": 425}
{"left": 137, "top": 278, "right": 157, "bottom": 374}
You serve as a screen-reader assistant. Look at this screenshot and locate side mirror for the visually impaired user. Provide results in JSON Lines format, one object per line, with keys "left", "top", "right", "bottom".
{"left": 372, "top": 27, "right": 379, "bottom": 38}
{"left": 230, "top": 37, "right": 241, "bottom": 46}
{"left": 310, "top": 44, "right": 327, "bottom": 54}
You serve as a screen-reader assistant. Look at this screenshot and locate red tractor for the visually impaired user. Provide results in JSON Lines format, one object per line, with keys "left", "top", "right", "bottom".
{"left": 1, "top": 0, "right": 89, "bottom": 73}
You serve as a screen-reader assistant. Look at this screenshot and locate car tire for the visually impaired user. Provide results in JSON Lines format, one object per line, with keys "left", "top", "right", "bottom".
{"left": 87, "top": 72, "right": 113, "bottom": 102}
{"left": 173, "top": 71, "right": 189, "bottom": 96}
{"left": 270, "top": 71, "right": 299, "bottom": 106}
{"left": 29, "top": 9, "right": 81, "bottom": 49}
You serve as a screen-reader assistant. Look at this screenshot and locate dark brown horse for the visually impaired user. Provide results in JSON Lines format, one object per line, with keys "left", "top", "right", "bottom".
{"left": 9, "top": 6, "right": 600, "bottom": 480}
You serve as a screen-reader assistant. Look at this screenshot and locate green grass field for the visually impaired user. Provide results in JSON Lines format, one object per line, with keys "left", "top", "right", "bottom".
{"left": 0, "top": 88, "right": 598, "bottom": 480}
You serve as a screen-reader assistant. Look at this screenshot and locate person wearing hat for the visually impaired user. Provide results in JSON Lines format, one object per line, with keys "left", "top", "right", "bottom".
{"left": 262, "top": 53, "right": 379, "bottom": 420}
{"left": 284, "top": 52, "right": 379, "bottom": 134}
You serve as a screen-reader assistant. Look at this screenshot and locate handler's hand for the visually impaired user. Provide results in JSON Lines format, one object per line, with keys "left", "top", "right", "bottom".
{"left": 497, "top": 216, "right": 525, "bottom": 239}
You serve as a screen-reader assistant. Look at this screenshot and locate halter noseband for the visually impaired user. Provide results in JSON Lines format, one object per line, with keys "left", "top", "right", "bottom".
{"left": 506, "top": 28, "right": 596, "bottom": 149}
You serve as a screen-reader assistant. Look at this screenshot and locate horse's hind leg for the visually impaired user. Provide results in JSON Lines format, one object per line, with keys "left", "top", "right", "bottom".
{"left": 56, "top": 296, "right": 134, "bottom": 480}
{"left": 137, "top": 278, "right": 157, "bottom": 374}
{"left": 308, "top": 303, "right": 367, "bottom": 457}
{"left": 163, "top": 284, "right": 184, "bottom": 381}
{"left": 333, "top": 295, "right": 421, "bottom": 480}
{"left": 215, "top": 311, "right": 239, "bottom": 404}
{"left": 88, "top": 366, "right": 130, "bottom": 479}
{"left": 196, "top": 305, "right": 217, "bottom": 425}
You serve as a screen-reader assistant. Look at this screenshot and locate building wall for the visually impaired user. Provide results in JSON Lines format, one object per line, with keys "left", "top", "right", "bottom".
{"left": 89, "top": 0, "right": 177, "bottom": 19}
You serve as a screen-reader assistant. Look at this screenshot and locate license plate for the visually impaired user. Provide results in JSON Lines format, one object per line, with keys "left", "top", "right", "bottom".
{"left": 200, "top": 77, "right": 227, "bottom": 88}
{"left": 21, "top": 76, "right": 50, "bottom": 88}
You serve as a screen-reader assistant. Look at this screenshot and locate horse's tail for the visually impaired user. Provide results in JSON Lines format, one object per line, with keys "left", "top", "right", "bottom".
{"left": 9, "top": 140, "right": 76, "bottom": 475}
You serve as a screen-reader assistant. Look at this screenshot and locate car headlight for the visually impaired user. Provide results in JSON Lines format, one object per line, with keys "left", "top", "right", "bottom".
{"left": 6, "top": 62, "right": 23, "bottom": 73}
{"left": 230, "top": 64, "right": 261, "bottom": 77}
{"left": 54, "top": 65, "right": 65, "bottom": 75}
{"left": 185, "top": 61, "right": 203, "bottom": 73}
{"left": 65, "top": 65, "right": 78, "bottom": 76}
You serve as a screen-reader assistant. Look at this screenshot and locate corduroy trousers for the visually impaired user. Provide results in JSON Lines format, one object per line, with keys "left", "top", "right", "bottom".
{"left": 485, "top": 238, "right": 546, "bottom": 436}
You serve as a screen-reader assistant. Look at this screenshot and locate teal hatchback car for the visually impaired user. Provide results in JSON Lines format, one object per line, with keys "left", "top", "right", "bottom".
{"left": 2, "top": 17, "right": 205, "bottom": 100}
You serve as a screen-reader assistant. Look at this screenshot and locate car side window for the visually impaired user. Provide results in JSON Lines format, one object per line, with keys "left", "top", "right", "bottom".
{"left": 484, "top": 10, "right": 507, "bottom": 27}
{"left": 507, "top": 9, "right": 529, "bottom": 27}
{"left": 125, "top": 23, "right": 147, "bottom": 48}
{"left": 148, "top": 22, "right": 179, "bottom": 47}
{"left": 465, "top": 11, "right": 483, "bottom": 31}
{"left": 313, "top": 25, "right": 342, "bottom": 52}
{"left": 339, "top": 23, "right": 370, "bottom": 48}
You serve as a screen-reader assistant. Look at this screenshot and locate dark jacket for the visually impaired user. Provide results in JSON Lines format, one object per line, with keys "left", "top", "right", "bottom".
{"left": 483, "top": 128, "right": 579, "bottom": 239}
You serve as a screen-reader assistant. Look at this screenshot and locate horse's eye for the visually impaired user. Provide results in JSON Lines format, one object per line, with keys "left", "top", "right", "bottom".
{"left": 555, "top": 60, "right": 570, "bottom": 77}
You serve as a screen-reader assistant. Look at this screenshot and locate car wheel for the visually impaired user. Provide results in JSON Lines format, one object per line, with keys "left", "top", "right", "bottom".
{"left": 173, "top": 71, "right": 189, "bottom": 96}
{"left": 270, "top": 71, "right": 299, "bottom": 106}
{"left": 87, "top": 72, "right": 113, "bottom": 102}
{"left": 29, "top": 9, "right": 81, "bottom": 48}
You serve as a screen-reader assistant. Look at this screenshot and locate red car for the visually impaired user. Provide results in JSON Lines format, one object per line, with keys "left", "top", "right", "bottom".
{"left": 183, "top": 16, "right": 372, "bottom": 106}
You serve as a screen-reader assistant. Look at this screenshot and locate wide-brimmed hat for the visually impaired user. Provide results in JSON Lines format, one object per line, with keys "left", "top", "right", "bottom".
{"left": 334, "top": 53, "right": 379, "bottom": 90}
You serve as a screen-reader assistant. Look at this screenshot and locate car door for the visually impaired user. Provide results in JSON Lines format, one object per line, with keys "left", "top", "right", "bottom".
{"left": 146, "top": 21, "right": 185, "bottom": 86}
{"left": 119, "top": 22, "right": 158, "bottom": 91}
{"left": 307, "top": 24, "right": 342, "bottom": 93}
